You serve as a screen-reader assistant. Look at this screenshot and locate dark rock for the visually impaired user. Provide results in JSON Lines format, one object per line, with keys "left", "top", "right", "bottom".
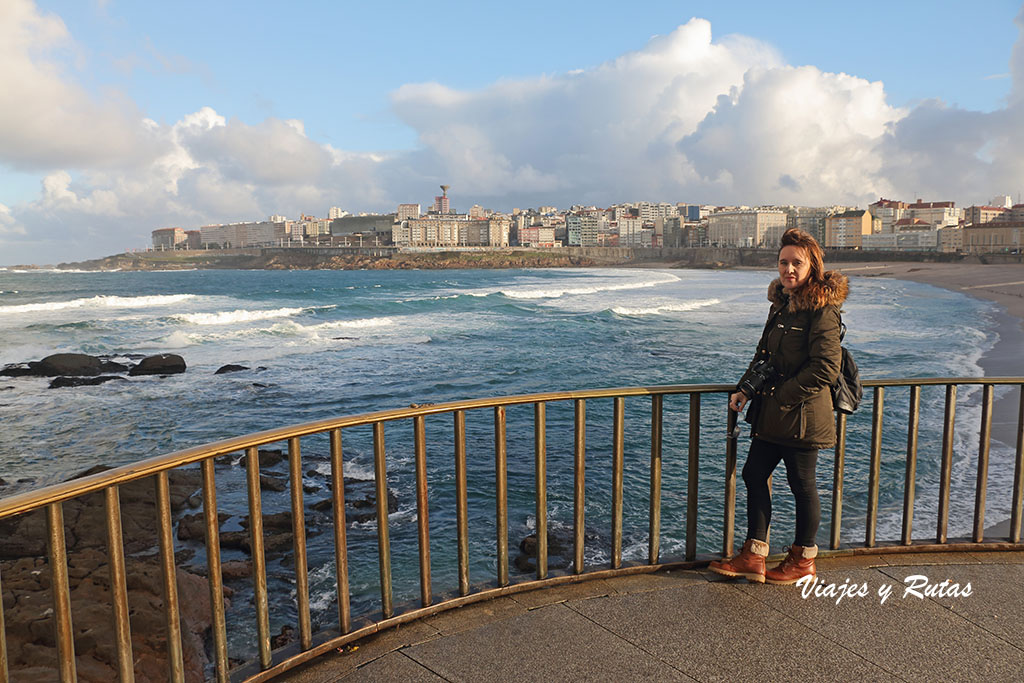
{"left": 272, "top": 625, "right": 295, "bottom": 649}
{"left": 303, "top": 483, "right": 320, "bottom": 494}
{"left": 252, "top": 383, "right": 268, "bottom": 388}
{"left": 48, "top": 375, "right": 126, "bottom": 389}
{"left": 259, "top": 474, "right": 286, "bottom": 492}
{"left": 239, "top": 448, "right": 286, "bottom": 469}
{"left": 220, "top": 560, "right": 252, "bottom": 580}
{"left": 239, "top": 511, "right": 293, "bottom": 533}
{"left": 1, "top": 385, "right": 15, "bottom": 390}
{"left": 215, "top": 364, "right": 249, "bottom": 374}
{"left": 310, "top": 499, "right": 333, "bottom": 512}
{"left": 0, "top": 549, "right": 223, "bottom": 681}
{"left": 30, "top": 353, "right": 102, "bottom": 377}
{"left": 0, "top": 476, "right": 7, "bottom": 486}
{"left": 98, "top": 360, "right": 129, "bottom": 373}
{"left": 176, "top": 512, "right": 231, "bottom": 542}
{"left": 219, "top": 531, "right": 292, "bottom": 554}
{"left": 128, "top": 353, "right": 186, "bottom": 376}
{"left": 0, "top": 365, "right": 34, "bottom": 377}
{"left": 515, "top": 527, "right": 575, "bottom": 574}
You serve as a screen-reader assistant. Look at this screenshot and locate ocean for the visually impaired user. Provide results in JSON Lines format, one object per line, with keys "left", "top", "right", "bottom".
{"left": 0, "top": 266, "right": 1017, "bottom": 657}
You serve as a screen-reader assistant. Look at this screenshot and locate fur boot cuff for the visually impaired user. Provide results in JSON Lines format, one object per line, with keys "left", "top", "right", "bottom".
{"left": 795, "top": 544, "right": 818, "bottom": 559}
{"left": 748, "top": 539, "right": 769, "bottom": 556}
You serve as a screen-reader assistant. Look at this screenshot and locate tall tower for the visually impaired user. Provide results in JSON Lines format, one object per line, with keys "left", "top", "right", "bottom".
{"left": 434, "top": 185, "right": 451, "bottom": 214}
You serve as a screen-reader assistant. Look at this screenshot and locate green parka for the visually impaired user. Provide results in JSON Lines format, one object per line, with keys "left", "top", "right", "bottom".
{"left": 738, "top": 271, "right": 849, "bottom": 449}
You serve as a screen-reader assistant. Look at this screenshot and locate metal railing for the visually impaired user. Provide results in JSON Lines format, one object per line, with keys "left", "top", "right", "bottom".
{"left": 1, "top": 377, "right": 1023, "bottom": 682}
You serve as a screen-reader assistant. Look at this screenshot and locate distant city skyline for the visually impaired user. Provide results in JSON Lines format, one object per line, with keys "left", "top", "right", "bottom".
{"left": 2, "top": 0, "right": 1024, "bottom": 264}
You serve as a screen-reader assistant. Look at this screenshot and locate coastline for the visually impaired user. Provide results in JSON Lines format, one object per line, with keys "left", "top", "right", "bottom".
{"left": 818, "top": 262, "right": 1024, "bottom": 459}
{"left": 837, "top": 262, "right": 1023, "bottom": 454}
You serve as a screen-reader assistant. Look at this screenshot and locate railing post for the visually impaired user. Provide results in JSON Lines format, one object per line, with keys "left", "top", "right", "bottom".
{"left": 974, "top": 384, "right": 994, "bottom": 542}
{"left": 574, "top": 399, "right": 586, "bottom": 574}
{"left": 288, "top": 437, "right": 312, "bottom": 650}
{"left": 723, "top": 401, "right": 737, "bottom": 558}
{"left": 329, "top": 429, "right": 351, "bottom": 633}
{"left": 902, "top": 386, "right": 921, "bottom": 545}
{"left": 244, "top": 446, "right": 272, "bottom": 668}
{"left": 686, "top": 394, "right": 700, "bottom": 561}
{"left": 104, "top": 486, "right": 134, "bottom": 683}
{"left": 611, "top": 397, "right": 624, "bottom": 569}
{"left": 649, "top": 395, "right": 663, "bottom": 564}
{"left": 831, "top": 412, "right": 847, "bottom": 550}
{"left": 414, "top": 416, "right": 432, "bottom": 605}
{"left": 46, "top": 502, "right": 76, "bottom": 683}
{"left": 534, "top": 402, "right": 548, "bottom": 580}
{"left": 454, "top": 410, "right": 470, "bottom": 594}
{"left": 201, "top": 459, "right": 229, "bottom": 682}
{"left": 494, "top": 407, "right": 509, "bottom": 587}
{"left": 155, "top": 473, "right": 185, "bottom": 683}
{"left": 0, "top": 563, "right": 7, "bottom": 683}
{"left": 1011, "top": 386, "right": 1024, "bottom": 543}
{"left": 373, "top": 423, "right": 393, "bottom": 618}
{"left": 866, "top": 387, "right": 884, "bottom": 548}
{"left": 937, "top": 385, "right": 957, "bottom": 543}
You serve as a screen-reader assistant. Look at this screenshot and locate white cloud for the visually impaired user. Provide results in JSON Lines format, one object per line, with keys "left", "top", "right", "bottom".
{"left": 0, "top": 0, "right": 169, "bottom": 171}
{"left": 2, "top": 6, "right": 1024, "bottom": 264}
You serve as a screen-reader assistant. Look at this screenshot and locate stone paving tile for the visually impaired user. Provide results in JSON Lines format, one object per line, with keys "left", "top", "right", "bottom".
{"left": 815, "top": 553, "right": 889, "bottom": 570}
{"left": 569, "top": 580, "right": 894, "bottom": 682}
{"left": 510, "top": 578, "right": 617, "bottom": 609}
{"left": 877, "top": 563, "right": 1024, "bottom": 650}
{"left": 338, "top": 651, "right": 445, "bottom": 682}
{"left": 420, "top": 595, "right": 526, "bottom": 636}
{"left": 602, "top": 568, "right": 707, "bottom": 594}
{"left": 279, "top": 620, "right": 442, "bottom": 682}
{"left": 405, "top": 603, "right": 695, "bottom": 682}
{"left": 966, "top": 549, "right": 1024, "bottom": 563}
{"left": 879, "top": 551, "right": 981, "bottom": 565}
{"left": 735, "top": 567, "right": 1024, "bottom": 680}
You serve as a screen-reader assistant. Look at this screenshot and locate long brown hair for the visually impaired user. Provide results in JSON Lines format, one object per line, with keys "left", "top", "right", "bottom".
{"left": 779, "top": 228, "right": 825, "bottom": 285}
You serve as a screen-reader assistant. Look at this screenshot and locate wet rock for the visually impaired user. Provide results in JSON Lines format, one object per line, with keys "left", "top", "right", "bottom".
{"left": 260, "top": 474, "right": 287, "bottom": 492}
{"left": 239, "top": 448, "right": 286, "bottom": 469}
{"left": 0, "top": 365, "right": 34, "bottom": 377}
{"left": 220, "top": 560, "right": 252, "bottom": 580}
{"left": 303, "top": 483, "right": 320, "bottom": 494}
{"left": 272, "top": 625, "right": 295, "bottom": 649}
{"left": 176, "top": 512, "right": 232, "bottom": 542}
{"left": 1, "top": 385, "right": 15, "bottom": 390}
{"left": 48, "top": 375, "right": 127, "bottom": 389}
{"left": 515, "top": 527, "right": 575, "bottom": 573}
{"left": 219, "top": 531, "right": 292, "bottom": 554}
{"left": 0, "top": 467, "right": 202, "bottom": 560}
{"left": 128, "top": 353, "right": 186, "bottom": 376}
{"left": 30, "top": 353, "right": 103, "bottom": 377}
{"left": 0, "top": 546, "right": 225, "bottom": 681}
{"left": 215, "top": 364, "right": 249, "bottom": 374}
{"left": 239, "top": 511, "right": 293, "bottom": 533}
{"left": 98, "top": 360, "right": 130, "bottom": 373}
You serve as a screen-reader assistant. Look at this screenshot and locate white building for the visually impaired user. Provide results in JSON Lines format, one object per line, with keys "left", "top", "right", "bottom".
{"left": 707, "top": 209, "right": 787, "bottom": 247}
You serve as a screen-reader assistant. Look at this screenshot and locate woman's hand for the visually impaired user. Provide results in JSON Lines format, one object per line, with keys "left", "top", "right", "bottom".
{"left": 729, "top": 391, "right": 749, "bottom": 413}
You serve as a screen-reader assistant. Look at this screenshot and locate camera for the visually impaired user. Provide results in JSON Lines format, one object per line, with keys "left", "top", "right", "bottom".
{"left": 739, "top": 358, "right": 775, "bottom": 398}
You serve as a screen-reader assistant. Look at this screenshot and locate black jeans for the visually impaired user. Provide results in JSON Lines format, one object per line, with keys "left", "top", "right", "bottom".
{"left": 742, "top": 437, "right": 820, "bottom": 547}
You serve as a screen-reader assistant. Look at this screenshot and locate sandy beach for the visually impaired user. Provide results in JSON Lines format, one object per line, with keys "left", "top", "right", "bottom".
{"left": 836, "top": 262, "right": 1024, "bottom": 454}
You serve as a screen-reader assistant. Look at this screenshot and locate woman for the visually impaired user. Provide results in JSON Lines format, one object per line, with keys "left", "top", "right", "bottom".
{"left": 709, "top": 228, "right": 848, "bottom": 585}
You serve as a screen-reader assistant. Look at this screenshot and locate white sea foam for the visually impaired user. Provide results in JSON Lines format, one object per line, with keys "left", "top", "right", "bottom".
{"left": 611, "top": 298, "right": 720, "bottom": 316}
{"left": 502, "top": 272, "right": 681, "bottom": 299}
{"left": 0, "top": 294, "right": 195, "bottom": 315}
{"left": 172, "top": 307, "right": 306, "bottom": 325}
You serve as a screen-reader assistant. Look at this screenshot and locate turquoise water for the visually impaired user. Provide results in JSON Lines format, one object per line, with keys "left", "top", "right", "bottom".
{"left": 0, "top": 266, "right": 1015, "bottom": 657}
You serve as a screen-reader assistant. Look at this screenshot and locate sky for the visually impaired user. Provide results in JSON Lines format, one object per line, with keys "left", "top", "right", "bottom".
{"left": 1, "top": 0, "right": 1023, "bottom": 265}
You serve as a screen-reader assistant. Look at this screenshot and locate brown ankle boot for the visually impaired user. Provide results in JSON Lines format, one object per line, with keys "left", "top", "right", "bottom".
{"left": 764, "top": 544, "right": 817, "bottom": 585}
{"left": 708, "top": 538, "right": 768, "bottom": 583}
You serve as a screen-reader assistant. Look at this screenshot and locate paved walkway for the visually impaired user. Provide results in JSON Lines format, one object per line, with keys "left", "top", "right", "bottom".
{"left": 282, "top": 551, "right": 1024, "bottom": 682}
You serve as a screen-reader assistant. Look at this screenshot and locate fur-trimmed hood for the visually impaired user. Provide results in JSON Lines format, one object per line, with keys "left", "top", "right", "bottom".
{"left": 768, "top": 270, "right": 849, "bottom": 312}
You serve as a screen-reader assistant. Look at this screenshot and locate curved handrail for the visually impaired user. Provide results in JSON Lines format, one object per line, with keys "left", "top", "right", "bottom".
{"left": 0, "top": 377, "right": 1022, "bottom": 683}
{"left": 2, "top": 377, "right": 1020, "bottom": 520}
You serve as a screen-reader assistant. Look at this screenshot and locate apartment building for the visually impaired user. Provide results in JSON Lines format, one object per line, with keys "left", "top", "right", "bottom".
{"left": 707, "top": 209, "right": 786, "bottom": 247}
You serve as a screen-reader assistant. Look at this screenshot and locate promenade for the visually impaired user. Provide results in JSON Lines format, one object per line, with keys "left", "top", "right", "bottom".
{"left": 283, "top": 550, "right": 1024, "bottom": 682}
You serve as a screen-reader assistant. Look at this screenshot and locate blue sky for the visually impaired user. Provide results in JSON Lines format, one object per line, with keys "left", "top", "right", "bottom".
{"left": 1, "top": 0, "right": 1023, "bottom": 263}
